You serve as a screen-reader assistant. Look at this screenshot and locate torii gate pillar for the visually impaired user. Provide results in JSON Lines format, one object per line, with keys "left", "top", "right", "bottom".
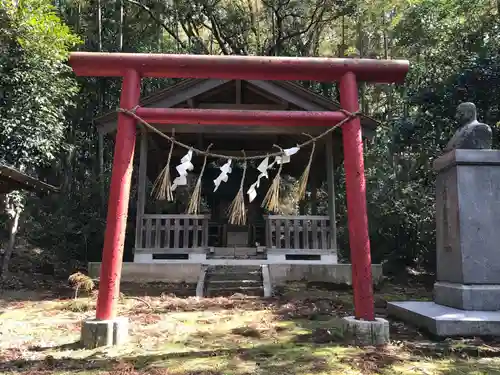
{"left": 340, "top": 72, "right": 374, "bottom": 321}
{"left": 81, "top": 69, "right": 141, "bottom": 348}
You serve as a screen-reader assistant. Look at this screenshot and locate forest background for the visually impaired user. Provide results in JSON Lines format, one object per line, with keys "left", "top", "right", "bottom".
{"left": 1, "top": 0, "right": 499, "bottom": 280}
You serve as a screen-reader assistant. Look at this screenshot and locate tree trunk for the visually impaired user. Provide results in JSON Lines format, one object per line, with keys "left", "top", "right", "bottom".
{"left": 97, "top": 0, "right": 102, "bottom": 52}
{"left": 356, "top": 14, "right": 369, "bottom": 114}
{"left": 1, "top": 208, "right": 20, "bottom": 277}
{"left": 382, "top": 12, "right": 393, "bottom": 120}
{"left": 118, "top": 0, "right": 124, "bottom": 51}
{"left": 98, "top": 131, "right": 105, "bottom": 210}
{"left": 97, "top": 0, "right": 106, "bottom": 209}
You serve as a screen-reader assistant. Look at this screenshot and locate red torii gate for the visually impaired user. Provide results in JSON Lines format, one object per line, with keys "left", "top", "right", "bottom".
{"left": 69, "top": 53, "right": 409, "bottom": 325}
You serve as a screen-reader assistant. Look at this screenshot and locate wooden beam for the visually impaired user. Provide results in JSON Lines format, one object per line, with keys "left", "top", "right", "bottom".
{"left": 135, "top": 107, "right": 346, "bottom": 125}
{"left": 135, "top": 130, "right": 148, "bottom": 250}
{"left": 69, "top": 52, "right": 410, "bottom": 83}
{"left": 146, "top": 132, "right": 162, "bottom": 153}
{"left": 197, "top": 103, "right": 286, "bottom": 110}
{"left": 325, "top": 133, "right": 338, "bottom": 250}
{"left": 142, "top": 123, "right": 334, "bottom": 135}
{"left": 310, "top": 177, "right": 318, "bottom": 215}
{"left": 235, "top": 80, "right": 242, "bottom": 104}
{"left": 248, "top": 80, "right": 325, "bottom": 111}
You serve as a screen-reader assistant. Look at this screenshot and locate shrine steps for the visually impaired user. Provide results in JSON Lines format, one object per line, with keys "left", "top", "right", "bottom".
{"left": 203, "top": 265, "right": 265, "bottom": 298}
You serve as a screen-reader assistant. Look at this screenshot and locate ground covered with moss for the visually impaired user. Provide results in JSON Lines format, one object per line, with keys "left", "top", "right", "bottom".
{"left": 1, "top": 281, "right": 500, "bottom": 374}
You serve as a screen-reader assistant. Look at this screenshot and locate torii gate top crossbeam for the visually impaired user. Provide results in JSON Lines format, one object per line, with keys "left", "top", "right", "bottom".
{"left": 69, "top": 52, "right": 409, "bottom": 83}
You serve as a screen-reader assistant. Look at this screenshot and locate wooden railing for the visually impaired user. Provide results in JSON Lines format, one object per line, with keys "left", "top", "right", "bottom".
{"left": 135, "top": 214, "right": 210, "bottom": 253}
{"left": 265, "top": 215, "right": 332, "bottom": 250}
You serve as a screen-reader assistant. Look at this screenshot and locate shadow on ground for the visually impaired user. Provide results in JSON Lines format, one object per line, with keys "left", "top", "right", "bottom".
{"left": 1, "top": 342, "right": 357, "bottom": 374}
{"left": 4, "top": 340, "right": 500, "bottom": 375}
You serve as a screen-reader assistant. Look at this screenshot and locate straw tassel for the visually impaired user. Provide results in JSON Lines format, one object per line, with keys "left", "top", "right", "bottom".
{"left": 187, "top": 144, "right": 213, "bottom": 215}
{"left": 151, "top": 130, "right": 175, "bottom": 201}
{"left": 261, "top": 145, "right": 284, "bottom": 213}
{"left": 228, "top": 151, "right": 247, "bottom": 225}
{"left": 296, "top": 134, "right": 316, "bottom": 202}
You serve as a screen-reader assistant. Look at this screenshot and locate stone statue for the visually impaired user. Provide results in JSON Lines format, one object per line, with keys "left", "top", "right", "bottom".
{"left": 445, "top": 102, "right": 492, "bottom": 152}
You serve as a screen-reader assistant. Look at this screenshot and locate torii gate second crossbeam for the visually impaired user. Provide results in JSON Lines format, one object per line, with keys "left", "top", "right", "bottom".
{"left": 68, "top": 52, "right": 409, "bottom": 346}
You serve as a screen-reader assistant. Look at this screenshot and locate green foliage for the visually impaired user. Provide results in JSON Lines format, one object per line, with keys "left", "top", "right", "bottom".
{"left": 23, "top": 174, "right": 107, "bottom": 262}
{"left": 0, "top": 0, "right": 80, "bottom": 168}
{"left": 16, "top": 0, "right": 80, "bottom": 60}
{"left": 358, "top": 0, "right": 500, "bottom": 272}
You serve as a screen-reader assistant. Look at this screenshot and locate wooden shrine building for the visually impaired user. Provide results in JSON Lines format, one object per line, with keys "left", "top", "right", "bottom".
{"left": 92, "top": 78, "right": 384, "bottom": 290}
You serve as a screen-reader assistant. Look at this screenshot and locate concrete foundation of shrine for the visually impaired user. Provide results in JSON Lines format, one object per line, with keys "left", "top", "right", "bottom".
{"left": 88, "top": 262, "right": 384, "bottom": 286}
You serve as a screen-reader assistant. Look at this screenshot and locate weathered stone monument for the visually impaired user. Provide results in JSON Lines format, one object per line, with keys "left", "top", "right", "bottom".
{"left": 388, "top": 102, "right": 500, "bottom": 336}
{"left": 444, "top": 102, "right": 492, "bottom": 151}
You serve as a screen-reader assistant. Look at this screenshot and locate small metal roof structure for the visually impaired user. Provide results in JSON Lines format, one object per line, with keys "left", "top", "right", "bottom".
{"left": 0, "top": 164, "right": 59, "bottom": 195}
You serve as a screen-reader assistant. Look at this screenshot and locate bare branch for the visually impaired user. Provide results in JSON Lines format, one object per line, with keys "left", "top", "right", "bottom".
{"left": 125, "top": 0, "right": 188, "bottom": 50}
{"left": 266, "top": 0, "right": 338, "bottom": 55}
{"left": 202, "top": 19, "right": 231, "bottom": 55}
{"left": 174, "top": 11, "right": 210, "bottom": 54}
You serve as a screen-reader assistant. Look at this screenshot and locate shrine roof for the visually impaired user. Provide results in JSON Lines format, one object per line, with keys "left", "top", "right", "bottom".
{"left": 94, "top": 78, "right": 379, "bottom": 135}
{"left": 0, "top": 164, "right": 59, "bottom": 195}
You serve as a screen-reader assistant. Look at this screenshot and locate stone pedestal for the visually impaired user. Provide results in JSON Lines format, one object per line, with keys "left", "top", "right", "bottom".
{"left": 81, "top": 317, "right": 128, "bottom": 348}
{"left": 341, "top": 317, "right": 390, "bottom": 346}
{"left": 389, "top": 150, "right": 500, "bottom": 336}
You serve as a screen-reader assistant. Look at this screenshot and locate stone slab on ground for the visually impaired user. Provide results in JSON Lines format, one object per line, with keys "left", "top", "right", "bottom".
{"left": 341, "top": 316, "right": 390, "bottom": 346}
{"left": 80, "top": 317, "right": 128, "bottom": 349}
{"left": 388, "top": 301, "right": 500, "bottom": 336}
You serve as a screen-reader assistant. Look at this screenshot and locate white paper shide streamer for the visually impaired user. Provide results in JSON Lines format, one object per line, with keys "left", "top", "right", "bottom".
{"left": 246, "top": 146, "right": 300, "bottom": 203}
{"left": 213, "top": 159, "right": 232, "bottom": 192}
{"left": 172, "top": 150, "right": 194, "bottom": 191}
{"left": 246, "top": 156, "right": 269, "bottom": 203}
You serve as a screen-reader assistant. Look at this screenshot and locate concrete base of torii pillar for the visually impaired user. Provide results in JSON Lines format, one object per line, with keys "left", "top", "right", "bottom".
{"left": 81, "top": 317, "right": 129, "bottom": 349}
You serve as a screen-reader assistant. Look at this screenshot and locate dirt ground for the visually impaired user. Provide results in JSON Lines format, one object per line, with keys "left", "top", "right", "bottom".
{"left": 2, "top": 281, "right": 500, "bottom": 375}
